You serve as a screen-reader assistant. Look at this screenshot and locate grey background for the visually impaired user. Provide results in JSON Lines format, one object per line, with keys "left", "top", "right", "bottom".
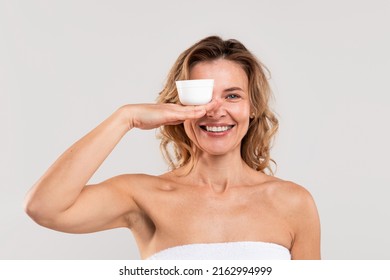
{"left": 1, "top": 0, "right": 389, "bottom": 259}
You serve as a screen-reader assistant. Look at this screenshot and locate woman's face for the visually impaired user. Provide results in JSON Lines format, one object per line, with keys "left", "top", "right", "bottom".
{"left": 183, "top": 58, "right": 251, "bottom": 156}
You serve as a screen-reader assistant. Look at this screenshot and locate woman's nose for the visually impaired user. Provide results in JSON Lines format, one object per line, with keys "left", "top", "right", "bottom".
{"left": 206, "top": 98, "right": 226, "bottom": 118}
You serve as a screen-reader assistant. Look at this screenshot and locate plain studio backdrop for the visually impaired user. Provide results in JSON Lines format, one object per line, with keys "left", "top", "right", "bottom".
{"left": 1, "top": 0, "right": 389, "bottom": 260}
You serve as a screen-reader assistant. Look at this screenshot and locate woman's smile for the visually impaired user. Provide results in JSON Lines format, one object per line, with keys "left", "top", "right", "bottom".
{"left": 199, "top": 123, "right": 236, "bottom": 136}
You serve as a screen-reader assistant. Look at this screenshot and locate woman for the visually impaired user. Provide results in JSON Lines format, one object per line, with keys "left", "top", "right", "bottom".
{"left": 24, "top": 36, "right": 320, "bottom": 260}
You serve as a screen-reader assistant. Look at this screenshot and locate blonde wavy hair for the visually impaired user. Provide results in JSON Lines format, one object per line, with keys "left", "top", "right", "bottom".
{"left": 157, "top": 36, "right": 279, "bottom": 174}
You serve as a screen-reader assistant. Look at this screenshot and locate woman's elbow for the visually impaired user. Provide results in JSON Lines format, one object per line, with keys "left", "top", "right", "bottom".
{"left": 23, "top": 194, "right": 55, "bottom": 228}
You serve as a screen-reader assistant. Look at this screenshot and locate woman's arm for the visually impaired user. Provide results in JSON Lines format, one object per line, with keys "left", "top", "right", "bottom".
{"left": 24, "top": 103, "right": 208, "bottom": 233}
{"left": 288, "top": 183, "right": 321, "bottom": 260}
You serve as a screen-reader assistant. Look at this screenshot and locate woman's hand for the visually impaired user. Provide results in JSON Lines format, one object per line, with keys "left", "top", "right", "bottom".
{"left": 122, "top": 103, "right": 209, "bottom": 130}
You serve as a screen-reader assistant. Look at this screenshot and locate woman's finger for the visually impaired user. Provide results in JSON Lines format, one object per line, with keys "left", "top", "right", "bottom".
{"left": 166, "top": 104, "right": 206, "bottom": 120}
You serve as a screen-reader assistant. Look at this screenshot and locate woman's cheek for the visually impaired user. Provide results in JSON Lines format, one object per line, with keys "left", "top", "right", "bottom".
{"left": 183, "top": 120, "right": 197, "bottom": 142}
{"left": 227, "top": 102, "right": 250, "bottom": 121}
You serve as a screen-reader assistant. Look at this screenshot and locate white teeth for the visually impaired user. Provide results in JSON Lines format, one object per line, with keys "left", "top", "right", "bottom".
{"left": 205, "top": 126, "right": 231, "bottom": 132}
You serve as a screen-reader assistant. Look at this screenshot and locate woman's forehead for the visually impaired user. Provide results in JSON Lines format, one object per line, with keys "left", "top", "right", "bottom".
{"left": 189, "top": 59, "right": 248, "bottom": 90}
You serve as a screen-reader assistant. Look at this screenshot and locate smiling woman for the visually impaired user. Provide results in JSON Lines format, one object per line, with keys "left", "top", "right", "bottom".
{"left": 24, "top": 36, "right": 321, "bottom": 260}
{"left": 158, "top": 37, "right": 279, "bottom": 175}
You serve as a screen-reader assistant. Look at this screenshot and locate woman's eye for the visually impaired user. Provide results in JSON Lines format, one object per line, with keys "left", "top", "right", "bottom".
{"left": 226, "top": 94, "right": 240, "bottom": 99}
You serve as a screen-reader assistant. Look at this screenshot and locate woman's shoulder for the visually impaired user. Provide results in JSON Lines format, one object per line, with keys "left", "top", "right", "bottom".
{"left": 260, "top": 175, "right": 317, "bottom": 214}
{"left": 105, "top": 173, "right": 158, "bottom": 183}
{"left": 103, "top": 173, "right": 172, "bottom": 192}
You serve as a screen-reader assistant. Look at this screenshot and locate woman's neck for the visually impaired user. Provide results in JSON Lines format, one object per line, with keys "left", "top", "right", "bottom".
{"left": 181, "top": 151, "right": 255, "bottom": 193}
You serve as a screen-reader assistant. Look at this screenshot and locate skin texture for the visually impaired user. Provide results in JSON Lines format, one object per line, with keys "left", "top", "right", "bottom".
{"left": 24, "top": 59, "right": 321, "bottom": 260}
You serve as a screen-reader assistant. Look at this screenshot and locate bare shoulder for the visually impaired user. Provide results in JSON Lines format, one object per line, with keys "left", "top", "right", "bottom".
{"left": 105, "top": 173, "right": 164, "bottom": 185}
{"left": 261, "top": 176, "right": 321, "bottom": 259}
{"left": 261, "top": 176, "right": 317, "bottom": 214}
{"left": 261, "top": 176, "right": 320, "bottom": 236}
{"left": 107, "top": 173, "right": 180, "bottom": 200}
{"left": 102, "top": 173, "right": 167, "bottom": 193}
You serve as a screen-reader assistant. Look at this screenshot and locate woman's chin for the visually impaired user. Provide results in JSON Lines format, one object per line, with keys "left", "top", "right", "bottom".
{"left": 197, "top": 146, "right": 236, "bottom": 157}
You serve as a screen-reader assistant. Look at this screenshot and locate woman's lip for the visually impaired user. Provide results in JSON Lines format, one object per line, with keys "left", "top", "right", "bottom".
{"left": 198, "top": 124, "right": 235, "bottom": 130}
{"left": 198, "top": 125, "right": 235, "bottom": 135}
{"left": 198, "top": 123, "right": 235, "bottom": 126}
{"left": 200, "top": 129, "right": 233, "bottom": 137}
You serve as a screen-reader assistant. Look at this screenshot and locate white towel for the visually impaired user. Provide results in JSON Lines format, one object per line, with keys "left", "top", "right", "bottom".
{"left": 147, "top": 241, "right": 291, "bottom": 260}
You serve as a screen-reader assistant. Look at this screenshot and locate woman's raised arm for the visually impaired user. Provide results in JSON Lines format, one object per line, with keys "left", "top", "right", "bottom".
{"left": 24, "top": 103, "right": 208, "bottom": 233}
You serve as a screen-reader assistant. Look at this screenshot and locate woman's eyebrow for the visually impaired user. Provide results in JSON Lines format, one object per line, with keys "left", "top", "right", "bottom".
{"left": 224, "top": 87, "right": 244, "bottom": 92}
